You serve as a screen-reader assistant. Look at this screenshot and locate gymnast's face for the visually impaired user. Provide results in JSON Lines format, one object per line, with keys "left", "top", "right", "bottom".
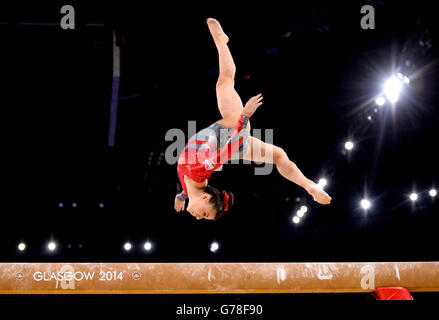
{"left": 187, "top": 193, "right": 216, "bottom": 220}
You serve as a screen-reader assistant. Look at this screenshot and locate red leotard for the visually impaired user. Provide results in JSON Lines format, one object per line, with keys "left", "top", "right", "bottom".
{"left": 176, "top": 114, "right": 249, "bottom": 201}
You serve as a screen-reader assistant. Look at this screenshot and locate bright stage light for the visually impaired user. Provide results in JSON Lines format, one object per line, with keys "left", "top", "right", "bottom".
{"left": 297, "top": 210, "right": 304, "bottom": 218}
{"left": 375, "top": 96, "right": 386, "bottom": 106}
{"left": 344, "top": 141, "right": 354, "bottom": 151}
{"left": 144, "top": 241, "right": 152, "bottom": 251}
{"left": 300, "top": 205, "right": 308, "bottom": 213}
{"left": 292, "top": 216, "right": 300, "bottom": 224}
{"left": 409, "top": 193, "right": 418, "bottom": 202}
{"left": 397, "top": 72, "right": 410, "bottom": 85}
{"left": 429, "top": 189, "right": 437, "bottom": 197}
{"left": 317, "top": 178, "right": 327, "bottom": 188}
{"left": 384, "top": 76, "right": 403, "bottom": 103}
{"left": 123, "top": 242, "right": 132, "bottom": 251}
{"left": 47, "top": 242, "right": 56, "bottom": 251}
{"left": 18, "top": 242, "right": 26, "bottom": 251}
{"left": 360, "top": 199, "right": 371, "bottom": 210}
{"left": 210, "top": 242, "right": 219, "bottom": 252}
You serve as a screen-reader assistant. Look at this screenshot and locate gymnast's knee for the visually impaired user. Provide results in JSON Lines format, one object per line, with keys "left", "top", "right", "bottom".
{"left": 217, "top": 66, "right": 236, "bottom": 84}
{"left": 216, "top": 76, "right": 235, "bottom": 88}
{"left": 273, "top": 147, "right": 289, "bottom": 165}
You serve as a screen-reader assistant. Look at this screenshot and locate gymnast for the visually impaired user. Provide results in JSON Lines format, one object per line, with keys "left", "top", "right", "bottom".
{"left": 174, "top": 18, "right": 331, "bottom": 220}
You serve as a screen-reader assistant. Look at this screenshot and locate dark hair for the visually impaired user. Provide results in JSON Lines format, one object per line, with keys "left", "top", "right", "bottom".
{"left": 204, "top": 185, "right": 235, "bottom": 220}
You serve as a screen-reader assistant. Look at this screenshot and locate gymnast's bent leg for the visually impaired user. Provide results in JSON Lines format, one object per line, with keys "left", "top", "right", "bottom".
{"left": 241, "top": 136, "right": 332, "bottom": 205}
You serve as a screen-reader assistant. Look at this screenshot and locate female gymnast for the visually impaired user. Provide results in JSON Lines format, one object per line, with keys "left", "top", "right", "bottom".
{"left": 174, "top": 18, "right": 331, "bottom": 220}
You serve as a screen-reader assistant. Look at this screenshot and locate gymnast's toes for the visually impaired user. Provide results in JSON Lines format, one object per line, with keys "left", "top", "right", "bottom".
{"left": 206, "top": 18, "right": 229, "bottom": 44}
{"left": 308, "top": 184, "right": 331, "bottom": 205}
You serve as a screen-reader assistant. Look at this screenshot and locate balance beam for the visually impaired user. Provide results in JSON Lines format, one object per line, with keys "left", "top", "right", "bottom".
{"left": 0, "top": 262, "right": 438, "bottom": 294}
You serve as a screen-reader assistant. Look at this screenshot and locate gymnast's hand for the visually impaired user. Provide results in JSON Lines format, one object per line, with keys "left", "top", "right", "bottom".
{"left": 243, "top": 93, "right": 263, "bottom": 118}
{"left": 174, "top": 196, "right": 185, "bottom": 212}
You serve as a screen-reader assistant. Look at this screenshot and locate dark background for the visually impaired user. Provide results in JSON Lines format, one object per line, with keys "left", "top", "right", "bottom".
{"left": 1, "top": 1, "right": 438, "bottom": 262}
{"left": 0, "top": 0, "right": 438, "bottom": 309}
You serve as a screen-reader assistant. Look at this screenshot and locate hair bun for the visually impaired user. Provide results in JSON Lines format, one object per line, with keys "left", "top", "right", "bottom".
{"left": 203, "top": 185, "right": 235, "bottom": 220}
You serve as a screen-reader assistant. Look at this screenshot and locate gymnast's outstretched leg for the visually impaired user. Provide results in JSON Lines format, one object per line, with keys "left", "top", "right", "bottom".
{"left": 241, "top": 136, "right": 332, "bottom": 205}
{"left": 206, "top": 18, "right": 251, "bottom": 130}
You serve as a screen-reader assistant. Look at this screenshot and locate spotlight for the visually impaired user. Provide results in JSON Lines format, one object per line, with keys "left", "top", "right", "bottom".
{"left": 360, "top": 199, "right": 371, "bottom": 210}
{"left": 123, "top": 242, "right": 132, "bottom": 252}
{"left": 297, "top": 210, "right": 304, "bottom": 218}
{"left": 292, "top": 216, "right": 300, "bottom": 224}
{"left": 384, "top": 76, "right": 403, "bottom": 103}
{"left": 47, "top": 242, "right": 56, "bottom": 251}
{"left": 409, "top": 193, "right": 418, "bottom": 202}
{"left": 429, "top": 189, "right": 437, "bottom": 197}
{"left": 72, "top": 202, "right": 77, "bottom": 208}
{"left": 210, "top": 242, "right": 219, "bottom": 252}
{"left": 344, "top": 141, "right": 354, "bottom": 151}
{"left": 397, "top": 72, "right": 410, "bottom": 85}
{"left": 99, "top": 202, "right": 104, "bottom": 208}
{"left": 300, "top": 205, "right": 308, "bottom": 213}
{"left": 58, "top": 202, "right": 64, "bottom": 208}
{"left": 375, "top": 96, "right": 386, "bottom": 106}
{"left": 317, "top": 178, "right": 327, "bottom": 188}
{"left": 144, "top": 241, "right": 152, "bottom": 251}
{"left": 18, "top": 242, "right": 26, "bottom": 251}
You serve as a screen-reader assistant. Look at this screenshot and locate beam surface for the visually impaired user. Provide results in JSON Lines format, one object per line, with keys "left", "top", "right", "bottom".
{"left": 0, "top": 262, "right": 438, "bottom": 294}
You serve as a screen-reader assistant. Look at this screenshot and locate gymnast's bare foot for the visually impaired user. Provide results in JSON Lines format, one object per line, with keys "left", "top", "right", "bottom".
{"left": 307, "top": 183, "right": 332, "bottom": 205}
{"left": 206, "top": 18, "right": 229, "bottom": 44}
